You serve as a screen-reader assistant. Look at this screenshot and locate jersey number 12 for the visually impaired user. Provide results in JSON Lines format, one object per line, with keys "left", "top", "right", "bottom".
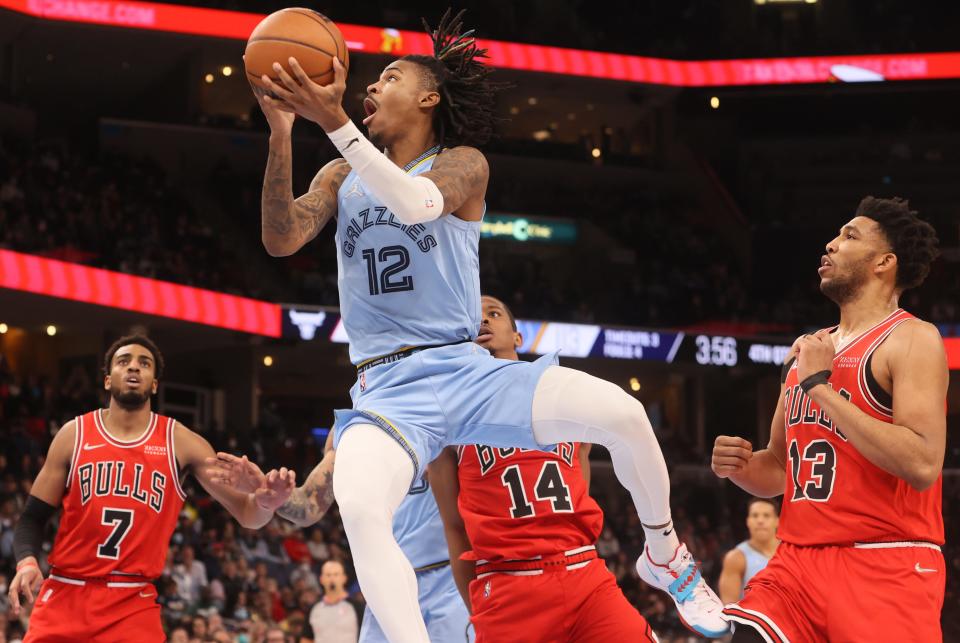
{"left": 361, "top": 246, "right": 414, "bottom": 295}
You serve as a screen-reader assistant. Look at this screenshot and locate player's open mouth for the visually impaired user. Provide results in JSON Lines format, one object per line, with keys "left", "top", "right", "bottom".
{"left": 476, "top": 329, "right": 494, "bottom": 343}
{"left": 362, "top": 97, "right": 378, "bottom": 126}
{"left": 125, "top": 377, "right": 141, "bottom": 385}
{"left": 818, "top": 255, "right": 832, "bottom": 275}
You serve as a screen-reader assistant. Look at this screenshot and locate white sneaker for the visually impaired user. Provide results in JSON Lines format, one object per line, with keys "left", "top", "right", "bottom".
{"left": 636, "top": 543, "right": 730, "bottom": 638}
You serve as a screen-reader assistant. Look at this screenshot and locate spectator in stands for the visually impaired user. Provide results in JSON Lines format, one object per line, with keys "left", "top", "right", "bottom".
{"left": 173, "top": 544, "right": 209, "bottom": 604}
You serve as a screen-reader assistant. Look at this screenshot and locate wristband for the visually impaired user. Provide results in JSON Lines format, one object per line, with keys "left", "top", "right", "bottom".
{"left": 16, "top": 559, "right": 38, "bottom": 572}
{"left": 800, "top": 370, "right": 832, "bottom": 393}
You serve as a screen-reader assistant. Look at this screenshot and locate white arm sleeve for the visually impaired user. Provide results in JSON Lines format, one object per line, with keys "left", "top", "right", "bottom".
{"left": 327, "top": 120, "right": 444, "bottom": 225}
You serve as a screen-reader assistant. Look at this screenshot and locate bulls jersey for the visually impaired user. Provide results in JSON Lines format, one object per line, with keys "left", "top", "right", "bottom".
{"left": 778, "top": 309, "right": 943, "bottom": 546}
{"left": 48, "top": 409, "right": 185, "bottom": 579}
{"left": 456, "top": 443, "right": 602, "bottom": 561}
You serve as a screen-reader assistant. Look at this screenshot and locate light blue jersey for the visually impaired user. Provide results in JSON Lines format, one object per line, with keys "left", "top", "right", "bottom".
{"left": 335, "top": 147, "right": 481, "bottom": 365}
{"left": 359, "top": 478, "right": 473, "bottom": 643}
{"left": 395, "top": 476, "right": 449, "bottom": 570}
{"left": 735, "top": 541, "right": 772, "bottom": 595}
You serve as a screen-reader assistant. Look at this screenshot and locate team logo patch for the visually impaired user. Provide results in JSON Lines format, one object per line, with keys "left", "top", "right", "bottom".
{"left": 359, "top": 371, "right": 367, "bottom": 392}
{"left": 483, "top": 580, "right": 491, "bottom": 598}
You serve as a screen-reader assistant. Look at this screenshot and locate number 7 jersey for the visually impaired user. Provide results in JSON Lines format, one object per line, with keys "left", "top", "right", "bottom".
{"left": 778, "top": 309, "right": 943, "bottom": 546}
{"left": 48, "top": 410, "right": 185, "bottom": 579}
{"left": 334, "top": 149, "right": 483, "bottom": 365}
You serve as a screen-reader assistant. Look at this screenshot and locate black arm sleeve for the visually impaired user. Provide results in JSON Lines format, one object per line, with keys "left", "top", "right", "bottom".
{"left": 13, "top": 495, "right": 57, "bottom": 563}
{"left": 781, "top": 356, "right": 797, "bottom": 384}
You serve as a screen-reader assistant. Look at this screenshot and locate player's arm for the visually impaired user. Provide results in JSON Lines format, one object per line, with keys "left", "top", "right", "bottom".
{"left": 261, "top": 153, "right": 350, "bottom": 257}
{"left": 578, "top": 443, "right": 592, "bottom": 491}
{"left": 803, "top": 322, "right": 947, "bottom": 490}
{"left": 176, "top": 423, "right": 292, "bottom": 529}
{"left": 264, "top": 59, "right": 488, "bottom": 225}
{"left": 430, "top": 447, "right": 474, "bottom": 611}
{"left": 276, "top": 431, "right": 337, "bottom": 527}
{"left": 712, "top": 347, "right": 795, "bottom": 497}
{"left": 718, "top": 548, "right": 746, "bottom": 605}
{"left": 9, "top": 421, "right": 76, "bottom": 614}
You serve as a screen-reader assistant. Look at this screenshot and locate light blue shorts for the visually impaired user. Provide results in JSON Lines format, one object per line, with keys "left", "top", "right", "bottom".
{"left": 333, "top": 342, "right": 557, "bottom": 479}
{"left": 359, "top": 564, "right": 474, "bottom": 643}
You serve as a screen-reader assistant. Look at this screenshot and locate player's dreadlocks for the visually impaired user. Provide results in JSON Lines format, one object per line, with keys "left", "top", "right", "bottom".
{"left": 402, "top": 8, "right": 506, "bottom": 148}
{"left": 856, "top": 196, "right": 939, "bottom": 291}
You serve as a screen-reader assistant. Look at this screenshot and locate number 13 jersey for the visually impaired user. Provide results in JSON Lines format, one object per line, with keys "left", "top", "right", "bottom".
{"left": 48, "top": 409, "right": 185, "bottom": 579}
{"left": 779, "top": 309, "right": 943, "bottom": 546}
{"left": 335, "top": 149, "right": 482, "bottom": 365}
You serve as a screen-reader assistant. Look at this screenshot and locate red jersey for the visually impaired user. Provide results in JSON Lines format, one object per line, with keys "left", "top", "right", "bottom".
{"left": 456, "top": 443, "right": 603, "bottom": 561}
{"left": 778, "top": 309, "right": 944, "bottom": 546}
{"left": 48, "top": 409, "right": 186, "bottom": 579}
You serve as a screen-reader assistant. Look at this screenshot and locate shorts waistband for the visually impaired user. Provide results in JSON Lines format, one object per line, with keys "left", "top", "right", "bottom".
{"left": 356, "top": 339, "right": 472, "bottom": 374}
{"left": 475, "top": 545, "right": 597, "bottom": 577}
{"left": 853, "top": 540, "right": 942, "bottom": 551}
{"left": 414, "top": 560, "right": 450, "bottom": 574}
{"left": 50, "top": 571, "right": 153, "bottom": 587}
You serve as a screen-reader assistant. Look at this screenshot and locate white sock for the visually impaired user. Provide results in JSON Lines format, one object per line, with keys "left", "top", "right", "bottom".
{"left": 531, "top": 366, "right": 676, "bottom": 554}
{"left": 333, "top": 423, "right": 429, "bottom": 643}
{"left": 642, "top": 520, "right": 681, "bottom": 565}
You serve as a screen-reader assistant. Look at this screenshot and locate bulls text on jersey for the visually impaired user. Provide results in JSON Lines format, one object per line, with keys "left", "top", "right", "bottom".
{"left": 77, "top": 461, "right": 167, "bottom": 513}
{"left": 458, "top": 442, "right": 576, "bottom": 476}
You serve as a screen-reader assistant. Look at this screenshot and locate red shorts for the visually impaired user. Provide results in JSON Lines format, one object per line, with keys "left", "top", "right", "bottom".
{"left": 723, "top": 541, "right": 945, "bottom": 643}
{"left": 24, "top": 575, "right": 164, "bottom": 643}
{"left": 469, "top": 558, "right": 656, "bottom": 643}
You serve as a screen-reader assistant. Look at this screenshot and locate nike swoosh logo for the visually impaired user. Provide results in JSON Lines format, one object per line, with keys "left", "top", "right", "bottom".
{"left": 915, "top": 563, "right": 938, "bottom": 574}
{"left": 83, "top": 443, "right": 106, "bottom": 451}
{"left": 662, "top": 528, "right": 674, "bottom": 537}
{"left": 139, "top": 591, "right": 154, "bottom": 598}
{"left": 344, "top": 137, "right": 359, "bottom": 150}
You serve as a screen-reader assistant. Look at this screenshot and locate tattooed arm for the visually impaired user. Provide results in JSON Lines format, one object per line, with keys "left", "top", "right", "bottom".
{"left": 421, "top": 146, "right": 489, "bottom": 222}
{"left": 260, "top": 138, "right": 351, "bottom": 257}
{"left": 276, "top": 431, "right": 337, "bottom": 527}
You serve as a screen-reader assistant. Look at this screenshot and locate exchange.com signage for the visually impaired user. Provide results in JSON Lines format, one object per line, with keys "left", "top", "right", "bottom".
{"left": 481, "top": 214, "right": 577, "bottom": 244}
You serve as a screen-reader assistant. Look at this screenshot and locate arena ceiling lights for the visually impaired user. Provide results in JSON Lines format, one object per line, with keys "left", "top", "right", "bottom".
{"left": 5, "top": 0, "right": 960, "bottom": 86}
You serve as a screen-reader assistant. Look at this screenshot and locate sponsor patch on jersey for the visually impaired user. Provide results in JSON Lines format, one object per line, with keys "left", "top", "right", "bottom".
{"left": 143, "top": 445, "right": 168, "bottom": 456}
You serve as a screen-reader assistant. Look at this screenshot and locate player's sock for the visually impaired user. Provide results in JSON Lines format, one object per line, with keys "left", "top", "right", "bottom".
{"left": 531, "top": 366, "right": 673, "bottom": 529}
{"left": 333, "top": 423, "right": 429, "bottom": 643}
{"left": 641, "top": 520, "right": 681, "bottom": 564}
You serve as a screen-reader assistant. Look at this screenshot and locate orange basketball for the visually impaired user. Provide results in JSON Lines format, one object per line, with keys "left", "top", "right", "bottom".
{"left": 244, "top": 8, "right": 349, "bottom": 91}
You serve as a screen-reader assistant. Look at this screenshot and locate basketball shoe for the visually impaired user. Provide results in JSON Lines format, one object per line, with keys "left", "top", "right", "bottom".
{"left": 637, "top": 543, "right": 730, "bottom": 638}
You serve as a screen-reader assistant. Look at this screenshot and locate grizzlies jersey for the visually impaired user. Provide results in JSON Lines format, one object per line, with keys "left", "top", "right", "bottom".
{"left": 335, "top": 147, "right": 482, "bottom": 365}
{"left": 779, "top": 309, "right": 943, "bottom": 546}
{"left": 734, "top": 541, "right": 771, "bottom": 592}
{"left": 48, "top": 410, "right": 185, "bottom": 579}
{"left": 394, "top": 475, "right": 450, "bottom": 570}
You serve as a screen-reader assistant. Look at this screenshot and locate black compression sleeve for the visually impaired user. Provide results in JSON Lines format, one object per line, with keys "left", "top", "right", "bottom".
{"left": 13, "top": 495, "right": 57, "bottom": 563}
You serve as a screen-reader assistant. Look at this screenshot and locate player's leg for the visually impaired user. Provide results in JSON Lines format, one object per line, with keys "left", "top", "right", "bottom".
{"left": 92, "top": 584, "right": 165, "bottom": 643}
{"left": 530, "top": 365, "right": 728, "bottom": 637}
{"left": 23, "top": 579, "right": 92, "bottom": 642}
{"left": 567, "top": 559, "right": 658, "bottom": 643}
{"left": 730, "top": 627, "right": 767, "bottom": 643}
{"left": 470, "top": 573, "right": 565, "bottom": 643}
{"left": 333, "top": 423, "right": 429, "bottom": 643}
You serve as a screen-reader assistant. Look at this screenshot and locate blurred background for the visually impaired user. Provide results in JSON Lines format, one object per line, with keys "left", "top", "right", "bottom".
{"left": 0, "top": 0, "right": 958, "bottom": 641}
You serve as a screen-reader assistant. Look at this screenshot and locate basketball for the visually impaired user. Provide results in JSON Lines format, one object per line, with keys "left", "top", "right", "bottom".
{"left": 244, "top": 8, "right": 349, "bottom": 91}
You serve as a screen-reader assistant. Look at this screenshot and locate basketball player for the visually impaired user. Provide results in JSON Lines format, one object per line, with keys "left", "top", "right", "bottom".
{"left": 429, "top": 295, "right": 659, "bottom": 642}
{"left": 209, "top": 434, "right": 473, "bottom": 642}
{"left": 711, "top": 197, "right": 945, "bottom": 642}
{"left": 254, "top": 10, "right": 727, "bottom": 640}
{"left": 7, "top": 335, "right": 293, "bottom": 642}
{"left": 717, "top": 499, "right": 779, "bottom": 604}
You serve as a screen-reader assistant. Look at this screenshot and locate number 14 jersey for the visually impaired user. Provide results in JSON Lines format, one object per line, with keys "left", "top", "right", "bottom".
{"left": 779, "top": 309, "right": 943, "bottom": 546}
{"left": 48, "top": 409, "right": 185, "bottom": 579}
{"left": 456, "top": 443, "right": 603, "bottom": 561}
